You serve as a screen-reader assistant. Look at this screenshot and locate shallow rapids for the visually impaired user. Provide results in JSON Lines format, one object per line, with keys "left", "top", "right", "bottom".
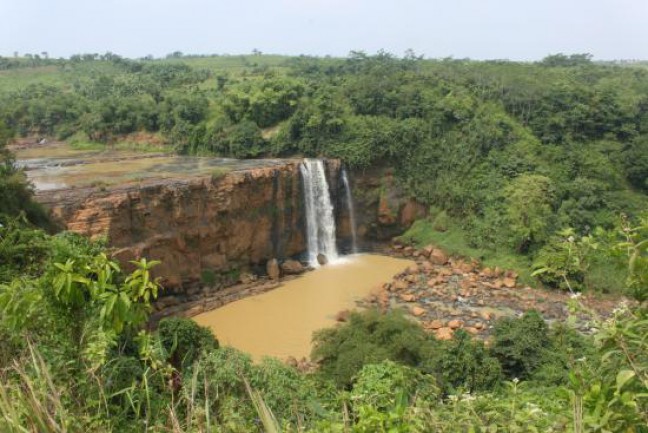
{"left": 193, "top": 254, "right": 414, "bottom": 361}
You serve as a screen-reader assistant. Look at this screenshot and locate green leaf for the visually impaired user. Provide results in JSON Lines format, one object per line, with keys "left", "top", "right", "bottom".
{"left": 615, "top": 370, "right": 635, "bottom": 391}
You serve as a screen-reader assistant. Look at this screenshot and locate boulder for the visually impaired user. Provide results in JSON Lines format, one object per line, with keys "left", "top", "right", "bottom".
{"left": 480, "top": 311, "right": 493, "bottom": 321}
{"left": 429, "top": 249, "right": 449, "bottom": 265}
{"left": 448, "top": 319, "right": 463, "bottom": 329}
{"left": 335, "top": 310, "right": 351, "bottom": 322}
{"left": 281, "top": 259, "right": 305, "bottom": 275}
{"left": 266, "top": 258, "right": 280, "bottom": 280}
{"left": 505, "top": 270, "right": 518, "bottom": 279}
{"left": 435, "top": 327, "right": 454, "bottom": 341}
{"left": 392, "top": 280, "right": 409, "bottom": 291}
{"left": 503, "top": 277, "right": 517, "bottom": 288}
{"left": 427, "top": 319, "right": 443, "bottom": 330}
{"left": 421, "top": 245, "right": 434, "bottom": 257}
{"left": 481, "top": 267, "right": 494, "bottom": 278}
{"left": 239, "top": 272, "right": 256, "bottom": 284}
{"left": 400, "top": 293, "right": 416, "bottom": 302}
{"left": 317, "top": 254, "right": 328, "bottom": 266}
{"left": 411, "top": 306, "right": 426, "bottom": 317}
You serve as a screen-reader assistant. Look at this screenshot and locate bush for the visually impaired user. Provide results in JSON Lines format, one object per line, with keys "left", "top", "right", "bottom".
{"left": 311, "top": 309, "right": 437, "bottom": 388}
{"left": 350, "top": 360, "right": 437, "bottom": 410}
{"left": 429, "top": 330, "right": 502, "bottom": 393}
{"left": 432, "top": 210, "right": 449, "bottom": 232}
{"left": 250, "top": 357, "right": 323, "bottom": 423}
{"left": 490, "top": 310, "right": 551, "bottom": 380}
{"left": 490, "top": 317, "right": 595, "bottom": 393}
{"left": 157, "top": 317, "right": 218, "bottom": 369}
{"left": 0, "top": 216, "right": 50, "bottom": 282}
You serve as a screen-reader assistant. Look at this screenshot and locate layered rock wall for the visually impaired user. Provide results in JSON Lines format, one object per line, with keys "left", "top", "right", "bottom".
{"left": 37, "top": 161, "right": 307, "bottom": 288}
{"left": 35, "top": 157, "right": 425, "bottom": 293}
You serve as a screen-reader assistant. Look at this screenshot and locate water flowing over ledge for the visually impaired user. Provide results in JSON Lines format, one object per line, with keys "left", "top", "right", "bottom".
{"left": 300, "top": 159, "right": 339, "bottom": 266}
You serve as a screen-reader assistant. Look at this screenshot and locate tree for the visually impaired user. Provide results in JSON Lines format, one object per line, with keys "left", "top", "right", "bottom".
{"left": 503, "top": 174, "right": 556, "bottom": 253}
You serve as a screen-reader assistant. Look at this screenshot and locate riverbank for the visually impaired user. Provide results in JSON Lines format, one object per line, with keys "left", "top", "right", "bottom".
{"left": 357, "top": 241, "right": 626, "bottom": 342}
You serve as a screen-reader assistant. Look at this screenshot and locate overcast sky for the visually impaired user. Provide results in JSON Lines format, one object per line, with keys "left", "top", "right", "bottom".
{"left": 1, "top": 0, "right": 646, "bottom": 60}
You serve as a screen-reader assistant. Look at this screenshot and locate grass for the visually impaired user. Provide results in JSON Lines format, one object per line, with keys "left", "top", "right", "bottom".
{"left": 400, "top": 219, "right": 534, "bottom": 285}
{"left": 68, "top": 141, "right": 106, "bottom": 151}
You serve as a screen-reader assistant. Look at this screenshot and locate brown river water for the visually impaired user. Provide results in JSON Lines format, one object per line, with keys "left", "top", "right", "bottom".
{"left": 193, "top": 254, "right": 414, "bottom": 361}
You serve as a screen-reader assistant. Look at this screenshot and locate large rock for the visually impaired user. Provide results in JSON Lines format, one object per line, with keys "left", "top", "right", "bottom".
{"left": 400, "top": 293, "right": 416, "bottom": 302}
{"left": 411, "top": 306, "right": 426, "bottom": 317}
{"left": 435, "top": 327, "right": 454, "bottom": 341}
{"left": 427, "top": 319, "right": 443, "bottom": 330}
{"left": 392, "top": 280, "right": 409, "bottom": 291}
{"left": 317, "top": 254, "right": 328, "bottom": 266}
{"left": 281, "top": 259, "right": 305, "bottom": 275}
{"left": 266, "top": 258, "right": 280, "bottom": 280}
{"left": 429, "top": 249, "right": 449, "bottom": 265}
{"left": 448, "top": 319, "right": 463, "bottom": 329}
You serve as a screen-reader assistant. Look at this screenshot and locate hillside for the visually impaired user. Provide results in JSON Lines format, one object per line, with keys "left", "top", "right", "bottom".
{"left": 2, "top": 52, "right": 647, "bottom": 289}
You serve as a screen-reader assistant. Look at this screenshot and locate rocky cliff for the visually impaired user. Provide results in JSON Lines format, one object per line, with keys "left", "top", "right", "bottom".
{"left": 30, "top": 149, "right": 423, "bottom": 293}
{"left": 339, "top": 165, "right": 427, "bottom": 246}
{"left": 37, "top": 160, "right": 308, "bottom": 288}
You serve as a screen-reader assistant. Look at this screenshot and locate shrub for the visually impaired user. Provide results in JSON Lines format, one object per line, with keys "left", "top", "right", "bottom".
{"left": 157, "top": 317, "right": 218, "bottom": 369}
{"left": 350, "top": 360, "right": 437, "bottom": 411}
{"left": 490, "top": 310, "right": 552, "bottom": 380}
{"left": 311, "top": 309, "right": 437, "bottom": 388}
{"left": 430, "top": 329, "right": 502, "bottom": 393}
{"left": 488, "top": 310, "right": 593, "bottom": 385}
{"left": 250, "top": 357, "right": 323, "bottom": 423}
{"left": 432, "top": 210, "right": 449, "bottom": 232}
{"left": 0, "top": 216, "right": 50, "bottom": 282}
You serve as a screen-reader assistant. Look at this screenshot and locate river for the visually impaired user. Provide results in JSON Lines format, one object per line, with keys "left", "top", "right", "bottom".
{"left": 193, "top": 254, "right": 414, "bottom": 361}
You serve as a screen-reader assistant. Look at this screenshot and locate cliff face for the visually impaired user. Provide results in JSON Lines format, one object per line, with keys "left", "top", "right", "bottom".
{"left": 32, "top": 154, "right": 423, "bottom": 291}
{"left": 342, "top": 166, "right": 427, "bottom": 244}
{"left": 37, "top": 161, "right": 307, "bottom": 288}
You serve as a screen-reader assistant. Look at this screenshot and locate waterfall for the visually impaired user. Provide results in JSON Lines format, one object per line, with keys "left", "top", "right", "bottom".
{"left": 341, "top": 168, "right": 358, "bottom": 253}
{"left": 300, "top": 159, "right": 339, "bottom": 266}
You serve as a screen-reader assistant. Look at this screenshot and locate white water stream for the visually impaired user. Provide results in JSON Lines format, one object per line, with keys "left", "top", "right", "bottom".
{"left": 341, "top": 168, "right": 358, "bottom": 253}
{"left": 300, "top": 159, "right": 339, "bottom": 266}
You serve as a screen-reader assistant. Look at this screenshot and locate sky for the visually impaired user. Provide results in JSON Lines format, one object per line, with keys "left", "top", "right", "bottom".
{"left": 1, "top": 0, "right": 647, "bottom": 61}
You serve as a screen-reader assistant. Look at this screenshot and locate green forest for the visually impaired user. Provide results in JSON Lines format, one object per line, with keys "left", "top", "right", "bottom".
{"left": 0, "top": 52, "right": 647, "bottom": 431}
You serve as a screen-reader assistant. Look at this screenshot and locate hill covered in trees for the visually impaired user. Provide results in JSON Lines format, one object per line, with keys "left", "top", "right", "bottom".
{"left": 2, "top": 51, "right": 647, "bottom": 289}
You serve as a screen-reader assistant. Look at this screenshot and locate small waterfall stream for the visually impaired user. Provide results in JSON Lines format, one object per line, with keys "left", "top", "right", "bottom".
{"left": 300, "top": 159, "right": 339, "bottom": 266}
{"left": 341, "top": 168, "right": 358, "bottom": 253}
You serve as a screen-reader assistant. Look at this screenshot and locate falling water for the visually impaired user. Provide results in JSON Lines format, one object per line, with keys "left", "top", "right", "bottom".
{"left": 341, "top": 168, "right": 358, "bottom": 253}
{"left": 300, "top": 159, "right": 339, "bottom": 266}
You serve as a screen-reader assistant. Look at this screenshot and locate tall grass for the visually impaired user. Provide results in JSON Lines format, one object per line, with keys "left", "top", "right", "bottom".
{"left": 0, "top": 345, "right": 68, "bottom": 433}
{"left": 0, "top": 344, "right": 284, "bottom": 433}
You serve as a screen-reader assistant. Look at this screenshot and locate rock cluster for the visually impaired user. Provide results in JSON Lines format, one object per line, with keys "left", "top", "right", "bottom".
{"left": 358, "top": 241, "right": 618, "bottom": 341}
